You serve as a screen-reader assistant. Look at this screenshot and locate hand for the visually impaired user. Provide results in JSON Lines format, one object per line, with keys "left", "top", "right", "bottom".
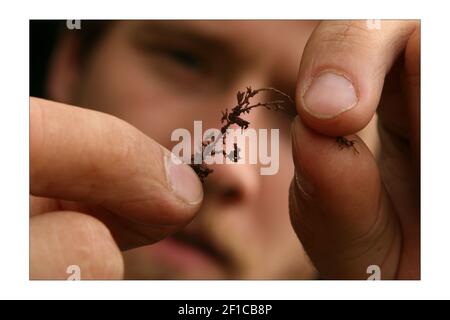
{"left": 289, "top": 20, "right": 420, "bottom": 279}
{"left": 30, "top": 98, "right": 203, "bottom": 279}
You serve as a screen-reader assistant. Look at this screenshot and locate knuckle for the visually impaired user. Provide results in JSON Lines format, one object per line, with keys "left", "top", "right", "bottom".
{"left": 86, "top": 114, "right": 143, "bottom": 178}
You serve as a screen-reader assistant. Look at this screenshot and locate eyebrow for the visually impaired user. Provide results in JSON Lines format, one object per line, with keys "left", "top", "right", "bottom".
{"left": 136, "top": 21, "right": 236, "bottom": 56}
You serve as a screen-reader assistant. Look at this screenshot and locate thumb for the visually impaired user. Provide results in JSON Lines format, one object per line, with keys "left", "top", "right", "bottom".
{"left": 289, "top": 117, "right": 401, "bottom": 279}
{"left": 296, "top": 20, "right": 418, "bottom": 136}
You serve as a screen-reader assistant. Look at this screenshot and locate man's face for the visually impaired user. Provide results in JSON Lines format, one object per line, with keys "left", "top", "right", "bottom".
{"left": 50, "top": 20, "right": 318, "bottom": 279}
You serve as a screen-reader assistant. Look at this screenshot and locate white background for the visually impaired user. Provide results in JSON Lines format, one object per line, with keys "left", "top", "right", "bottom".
{"left": 0, "top": 0, "right": 449, "bottom": 299}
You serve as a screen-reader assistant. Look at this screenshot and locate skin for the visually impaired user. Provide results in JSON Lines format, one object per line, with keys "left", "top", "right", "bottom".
{"left": 30, "top": 20, "right": 419, "bottom": 279}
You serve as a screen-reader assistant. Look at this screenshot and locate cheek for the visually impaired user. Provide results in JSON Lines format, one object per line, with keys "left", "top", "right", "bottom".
{"left": 255, "top": 141, "right": 294, "bottom": 242}
{"left": 238, "top": 112, "right": 294, "bottom": 248}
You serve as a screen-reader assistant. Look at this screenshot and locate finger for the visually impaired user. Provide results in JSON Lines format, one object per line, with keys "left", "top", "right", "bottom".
{"left": 296, "top": 20, "right": 419, "bottom": 136}
{"left": 30, "top": 195, "right": 60, "bottom": 216}
{"left": 30, "top": 98, "right": 203, "bottom": 238}
{"left": 289, "top": 117, "right": 403, "bottom": 279}
{"left": 30, "top": 211, "right": 124, "bottom": 279}
{"left": 399, "top": 24, "right": 420, "bottom": 165}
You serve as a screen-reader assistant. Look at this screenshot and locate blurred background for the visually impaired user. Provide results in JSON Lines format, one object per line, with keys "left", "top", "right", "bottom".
{"left": 30, "top": 20, "right": 62, "bottom": 97}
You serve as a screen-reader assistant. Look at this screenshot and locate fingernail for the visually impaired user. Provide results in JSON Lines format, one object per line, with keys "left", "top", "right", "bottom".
{"left": 302, "top": 71, "right": 358, "bottom": 119}
{"left": 165, "top": 154, "right": 203, "bottom": 205}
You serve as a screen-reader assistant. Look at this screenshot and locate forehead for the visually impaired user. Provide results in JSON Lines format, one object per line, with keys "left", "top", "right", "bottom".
{"left": 119, "top": 20, "right": 315, "bottom": 55}
{"left": 134, "top": 20, "right": 310, "bottom": 38}
{"left": 125, "top": 20, "right": 313, "bottom": 37}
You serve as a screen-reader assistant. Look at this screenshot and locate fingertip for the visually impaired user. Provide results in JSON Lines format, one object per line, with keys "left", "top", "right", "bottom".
{"left": 291, "top": 116, "right": 378, "bottom": 203}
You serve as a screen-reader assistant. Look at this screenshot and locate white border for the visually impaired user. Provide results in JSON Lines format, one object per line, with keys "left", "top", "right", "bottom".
{"left": 1, "top": 0, "right": 450, "bottom": 299}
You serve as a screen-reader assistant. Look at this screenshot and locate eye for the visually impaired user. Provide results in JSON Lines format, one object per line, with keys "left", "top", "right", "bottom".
{"left": 136, "top": 36, "right": 208, "bottom": 75}
{"left": 134, "top": 36, "right": 223, "bottom": 91}
{"left": 164, "top": 48, "right": 203, "bottom": 70}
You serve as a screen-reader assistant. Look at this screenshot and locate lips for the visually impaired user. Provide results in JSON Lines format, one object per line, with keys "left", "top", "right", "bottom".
{"left": 172, "top": 231, "right": 230, "bottom": 266}
{"left": 146, "top": 230, "right": 231, "bottom": 276}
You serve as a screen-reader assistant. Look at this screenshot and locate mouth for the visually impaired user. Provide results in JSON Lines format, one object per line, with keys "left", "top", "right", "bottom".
{"left": 146, "top": 230, "right": 231, "bottom": 274}
{"left": 172, "top": 231, "right": 230, "bottom": 266}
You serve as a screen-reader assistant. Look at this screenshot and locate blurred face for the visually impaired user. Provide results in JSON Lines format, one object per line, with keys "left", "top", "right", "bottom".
{"left": 49, "top": 20, "right": 318, "bottom": 279}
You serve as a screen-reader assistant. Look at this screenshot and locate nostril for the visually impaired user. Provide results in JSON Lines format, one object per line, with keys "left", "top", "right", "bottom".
{"left": 204, "top": 179, "right": 245, "bottom": 205}
{"left": 202, "top": 163, "right": 259, "bottom": 206}
{"left": 220, "top": 186, "right": 242, "bottom": 203}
